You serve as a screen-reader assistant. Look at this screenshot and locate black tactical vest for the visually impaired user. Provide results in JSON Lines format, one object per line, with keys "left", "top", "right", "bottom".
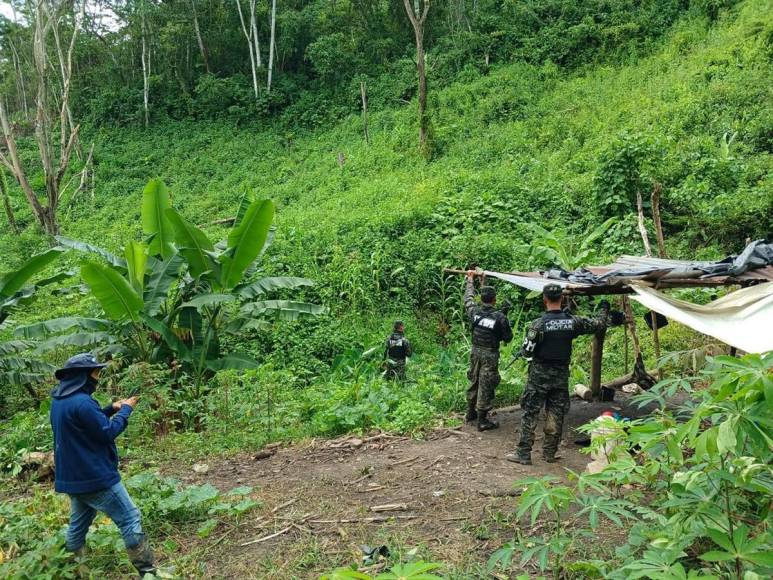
{"left": 386, "top": 333, "right": 409, "bottom": 360}
{"left": 470, "top": 306, "right": 507, "bottom": 350}
{"left": 532, "top": 311, "right": 577, "bottom": 363}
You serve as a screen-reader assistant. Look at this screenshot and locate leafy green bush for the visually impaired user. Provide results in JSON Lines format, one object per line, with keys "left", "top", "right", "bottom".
{"left": 489, "top": 353, "right": 773, "bottom": 578}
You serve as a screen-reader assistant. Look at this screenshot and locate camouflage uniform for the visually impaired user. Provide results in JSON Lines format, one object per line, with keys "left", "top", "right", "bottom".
{"left": 384, "top": 332, "right": 412, "bottom": 381}
{"left": 515, "top": 308, "right": 608, "bottom": 460}
{"left": 464, "top": 278, "right": 513, "bottom": 417}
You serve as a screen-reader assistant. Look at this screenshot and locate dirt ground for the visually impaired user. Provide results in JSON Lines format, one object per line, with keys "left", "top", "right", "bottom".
{"left": 163, "top": 393, "right": 655, "bottom": 579}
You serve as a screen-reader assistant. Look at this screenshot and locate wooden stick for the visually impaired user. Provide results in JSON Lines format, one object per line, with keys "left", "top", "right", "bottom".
{"left": 308, "top": 515, "right": 418, "bottom": 525}
{"left": 271, "top": 498, "right": 298, "bottom": 514}
{"left": 590, "top": 326, "right": 606, "bottom": 399}
{"left": 391, "top": 456, "right": 420, "bottom": 466}
{"left": 636, "top": 190, "right": 653, "bottom": 257}
{"left": 240, "top": 526, "right": 292, "bottom": 547}
{"left": 371, "top": 503, "right": 408, "bottom": 512}
{"left": 650, "top": 181, "right": 667, "bottom": 258}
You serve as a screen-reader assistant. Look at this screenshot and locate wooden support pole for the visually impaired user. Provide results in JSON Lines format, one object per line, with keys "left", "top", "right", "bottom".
{"left": 651, "top": 311, "right": 662, "bottom": 381}
{"left": 590, "top": 326, "right": 606, "bottom": 399}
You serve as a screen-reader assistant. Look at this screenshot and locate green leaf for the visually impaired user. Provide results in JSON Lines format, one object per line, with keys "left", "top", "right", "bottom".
{"left": 143, "top": 255, "right": 184, "bottom": 316}
{"left": 205, "top": 354, "right": 260, "bottom": 371}
{"left": 125, "top": 241, "right": 148, "bottom": 293}
{"left": 0, "top": 248, "right": 64, "bottom": 298}
{"left": 236, "top": 276, "right": 315, "bottom": 299}
{"left": 220, "top": 199, "right": 274, "bottom": 289}
{"left": 140, "top": 313, "right": 191, "bottom": 361}
{"left": 34, "top": 332, "right": 116, "bottom": 354}
{"left": 321, "top": 569, "right": 372, "bottom": 580}
{"left": 166, "top": 209, "right": 215, "bottom": 279}
{"left": 14, "top": 317, "right": 111, "bottom": 339}
{"left": 56, "top": 236, "right": 127, "bottom": 269}
{"left": 182, "top": 294, "right": 236, "bottom": 310}
{"left": 142, "top": 178, "right": 175, "bottom": 259}
{"left": 240, "top": 300, "right": 326, "bottom": 322}
{"left": 717, "top": 418, "right": 738, "bottom": 454}
{"left": 196, "top": 518, "right": 218, "bottom": 539}
{"left": 81, "top": 262, "right": 144, "bottom": 321}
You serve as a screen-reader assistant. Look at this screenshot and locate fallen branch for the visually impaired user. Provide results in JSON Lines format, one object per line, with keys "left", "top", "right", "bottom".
{"left": 352, "top": 472, "right": 373, "bottom": 484}
{"left": 240, "top": 526, "right": 292, "bottom": 547}
{"left": 271, "top": 498, "right": 298, "bottom": 514}
{"left": 308, "top": 515, "right": 418, "bottom": 525}
{"left": 356, "top": 485, "right": 386, "bottom": 493}
{"left": 478, "top": 488, "right": 522, "bottom": 498}
{"left": 439, "top": 515, "right": 468, "bottom": 522}
{"left": 391, "top": 456, "right": 420, "bottom": 467}
{"left": 371, "top": 503, "right": 408, "bottom": 512}
{"left": 253, "top": 449, "right": 276, "bottom": 461}
{"left": 425, "top": 455, "right": 446, "bottom": 469}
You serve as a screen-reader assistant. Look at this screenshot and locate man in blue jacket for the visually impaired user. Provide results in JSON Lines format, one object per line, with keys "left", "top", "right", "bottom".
{"left": 50, "top": 353, "right": 155, "bottom": 575}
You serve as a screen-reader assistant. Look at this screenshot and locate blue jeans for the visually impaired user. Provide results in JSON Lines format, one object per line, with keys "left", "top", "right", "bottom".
{"left": 65, "top": 481, "right": 145, "bottom": 551}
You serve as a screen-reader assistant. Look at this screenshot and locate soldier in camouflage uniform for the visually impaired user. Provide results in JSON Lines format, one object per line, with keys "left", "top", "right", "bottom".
{"left": 384, "top": 321, "right": 412, "bottom": 380}
{"left": 506, "top": 284, "right": 614, "bottom": 465}
{"left": 464, "top": 270, "right": 513, "bottom": 431}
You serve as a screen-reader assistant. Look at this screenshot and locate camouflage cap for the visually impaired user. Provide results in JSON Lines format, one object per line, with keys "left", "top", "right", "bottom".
{"left": 542, "top": 284, "right": 563, "bottom": 300}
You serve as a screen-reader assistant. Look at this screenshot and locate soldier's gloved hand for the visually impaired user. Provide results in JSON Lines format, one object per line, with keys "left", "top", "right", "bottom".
{"left": 598, "top": 299, "right": 611, "bottom": 312}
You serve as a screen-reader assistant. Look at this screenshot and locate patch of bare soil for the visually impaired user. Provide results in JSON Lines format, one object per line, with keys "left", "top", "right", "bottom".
{"left": 166, "top": 394, "right": 654, "bottom": 579}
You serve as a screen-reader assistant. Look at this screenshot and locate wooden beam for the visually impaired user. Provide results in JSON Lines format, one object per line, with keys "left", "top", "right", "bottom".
{"left": 590, "top": 326, "right": 607, "bottom": 399}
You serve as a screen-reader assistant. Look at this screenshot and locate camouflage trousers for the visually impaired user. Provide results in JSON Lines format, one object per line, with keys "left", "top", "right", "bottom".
{"left": 517, "top": 361, "right": 571, "bottom": 458}
{"left": 467, "top": 348, "right": 501, "bottom": 412}
{"left": 385, "top": 360, "right": 406, "bottom": 381}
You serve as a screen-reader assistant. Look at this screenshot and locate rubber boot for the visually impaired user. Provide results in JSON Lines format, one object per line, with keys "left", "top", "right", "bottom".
{"left": 127, "top": 538, "right": 156, "bottom": 577}
{"left": 465, "top": 401, "right": 478, "bottom": 423}
{"left": 477, "top": 410, "right": 499, "bottom": 432}
{"left": 505, "top": 451, "right": 532, "bottom": 465}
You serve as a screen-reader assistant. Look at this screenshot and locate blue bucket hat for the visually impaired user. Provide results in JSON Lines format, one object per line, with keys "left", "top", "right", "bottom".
{"left": 51, "top": 353, "right": 108, "bottom": 398}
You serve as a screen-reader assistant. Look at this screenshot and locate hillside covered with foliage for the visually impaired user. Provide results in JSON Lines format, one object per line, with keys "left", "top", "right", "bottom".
{"left": 0, "top": 0, "right": 771, "bottom": 577}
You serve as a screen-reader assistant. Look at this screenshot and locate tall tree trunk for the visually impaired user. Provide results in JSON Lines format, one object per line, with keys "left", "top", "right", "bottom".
{"left": 651, "top": 181, "right": 667, "bottom": 258}
{"left": 360, "top": 80, "right": 370, "bottom": 145}
{"left": 267, "top": 0, "right": 277, "bottom": 93}
{"left": 189, "top": 0, "right": 211, "bottom": 73}
{"left": 141, "top": 9, "right": 151, "bottom": 128}
{"left": 236, "top": 0, "right": 259, "bottom": 100}
{"left": 0, "top": 168, "right": 19, "bottom": 234}
{"left": 402, "top": 0, "right": 431, "bottom": 155}
{"left": 251, "top": 0, "right": 262, "bottom": 68}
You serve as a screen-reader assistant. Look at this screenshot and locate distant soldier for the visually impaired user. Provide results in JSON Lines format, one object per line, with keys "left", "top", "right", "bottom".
{"left": 384, "top": 320, "right": 412, "bottom": 380}
{"left": 464, "top": 270, "right": 513, "bottom": 431}
{"left": 506, "top": 284, "right": 617, "bottom": 465}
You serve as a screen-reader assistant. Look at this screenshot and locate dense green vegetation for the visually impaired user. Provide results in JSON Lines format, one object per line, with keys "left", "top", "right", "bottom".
{"left": 0, "top": 0, "right": 771, "bottom": 577}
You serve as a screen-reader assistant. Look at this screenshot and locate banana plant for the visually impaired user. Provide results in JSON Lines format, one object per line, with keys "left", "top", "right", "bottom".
{"left": 0, "top": 248, "right": 67, "bottom": 393}
{"left": 29, "top": 179, "right": 324, "bottom": 390}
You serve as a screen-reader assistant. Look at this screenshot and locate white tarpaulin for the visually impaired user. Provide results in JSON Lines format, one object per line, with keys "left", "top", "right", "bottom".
{"left": 629, "top": 282, "right": 773, "bottom": 354}
{"left": 483, "top": 271, "right": 578, "bottom": 292}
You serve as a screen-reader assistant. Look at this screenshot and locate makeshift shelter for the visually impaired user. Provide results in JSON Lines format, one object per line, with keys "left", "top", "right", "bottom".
{"left": 448, "top": 241, "right": 773, "bottom": 398}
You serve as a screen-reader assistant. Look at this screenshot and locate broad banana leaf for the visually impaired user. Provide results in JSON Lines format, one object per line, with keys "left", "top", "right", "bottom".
{"left": 0, "top": 340, "right": 31, "bottom": 355}
{"left": 125, "top": 241, "right": 148, "bottom": 293}
{"left": 205, "top": 353, "right": 260, "bottom": 371}
{"left": 142, "top": 179, "right": 175, "bottom": 259}
{"left": 235, "top": 276, "right": 314, "bottom": 299}
{"left": 0, "top": 356, "right": 55, "bottom": 375}
{"left": 81, "top": 261, "right": 144, "bottom": 321}
{"left": 33, "top": 332, "right": 116, "bottom": 354}
{"left": 56, "top": 236, "right": 127, "bottom": 269}
{"left": 240, "top": 300, "right": 326, "bottom": 321}
{"left": 166, "top": 209, "right": 216, "bottom": 280}
{"left": 0, "top": 370, "right": 50, "bottom": 385}
{"left": 140, "top": 313, "right": 191, "bottom": 362}
{"left": 35, "top": 270, "right": 75, "bottom": 287}
{"left": 143, "top": 254, "right": 185, "bottom": 316}
{"left": 220, "top": 200, "right": 274, "bottom": 289}
{"left": 182, "top": 293, "right": 236, "bottom": 310}
{"left": 15, "top": 317, "right": 111, "bottom": 339}
{"left": 0, "top": 248, "right": 64, "bottom": 298}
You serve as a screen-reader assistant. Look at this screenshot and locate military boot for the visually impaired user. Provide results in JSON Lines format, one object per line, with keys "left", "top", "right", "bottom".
{"left": 477, "top": 410, "right": 499, "bottom": 431}
{"left": 465, "top": 401, "right": 478, "bottom": 423}
{"left": 127, "top": 538, "right": 156, "bottom": 577}
{"left": 505, "top": 451, "right": 532, "bottom": 465}
{"left": 543, "top": 453, "right": 562, "bottom": 464}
